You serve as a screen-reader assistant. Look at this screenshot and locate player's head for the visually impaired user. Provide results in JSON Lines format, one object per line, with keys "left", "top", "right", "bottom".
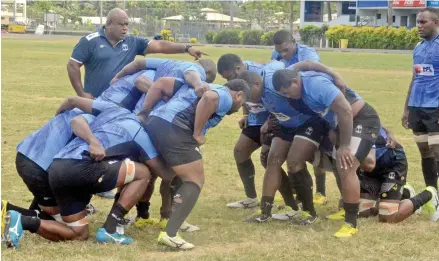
{"left": 224, "top": 79, "right": 250, "bottom": 114}
{"left": 197, "top": 59, "right": 217, "bottom": 83}
{"left": 106, "top": 8, "right": 129, "bottom": 41}
{"left": 237, "top": 71, "right": 263, "bottom": 103}
{"left": 417, "top": 7, "right": 439, "bottom": 40}
{"left": 273, "top": 30, "right": 296, "bottom": 61}
{"left": 217, "top": 54, "right": 246, "bottom": 81}
{"left": 272, "top": 69, "right": 302, "bottom": 99}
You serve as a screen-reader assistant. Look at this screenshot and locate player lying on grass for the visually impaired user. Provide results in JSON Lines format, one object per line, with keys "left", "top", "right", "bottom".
{"left": 142, "top": 77, "right": 250, "bottom": 250}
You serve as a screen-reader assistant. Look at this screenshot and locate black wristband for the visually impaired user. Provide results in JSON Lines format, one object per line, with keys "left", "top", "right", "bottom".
{"left": 185, "top": 45, "right": 192, "bottom": 53}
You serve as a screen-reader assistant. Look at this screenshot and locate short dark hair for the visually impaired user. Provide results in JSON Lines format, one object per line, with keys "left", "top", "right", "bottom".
{"left": 225, "top": 79, "right": 250, "bottom": 100}
{"left": 237, "top": 71, "right": 261, "bottom": 88}
{"left": 419, "top": 7, "right": 439, "bottom": 20}
{"left": 217, "top": 54, "right": 242, "bottom": 74}
{"left": 272, "top": 69, "right": 299, "bottom": 91}
{"left": 198, "top": 59, "right": 217, "bottom": 83}
{"left": 273, "top": 30, "right": 295, "bottom": 45}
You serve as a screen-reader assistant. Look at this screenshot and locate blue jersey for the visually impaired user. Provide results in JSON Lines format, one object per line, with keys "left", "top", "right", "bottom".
{"left": 262, "top": 66, "right": 318, "bottom": 129}
{"left": 145, "top": 58, "right": 206, "bottom": 83}
{"left": 408, "top": 35, "right": 439, "bottom": 108}
{"left": 55, "top": 101, "right": 158, "bottom": 162}
{"left": 133, "top": 92, "right": 166, "bottom": 115}
{"left": 245, "top": 61, "right": 285, "bottom": 126}
{"left": 373, "top": 128, "right": 406, "bottom": 171}
{"left": 271, "top": 44, "right": 320, "bottom": 67}
{"left": 17, "top": 109, "right": 95, "bottom": 171}
{"left": 97, "top": 70, "right": 156, "bottom": 111}
{"left": 70, "top": 27, "right": 149, "bottom": 97}
{"left": 150, "top": 84, "right": 232, "bottom": 135}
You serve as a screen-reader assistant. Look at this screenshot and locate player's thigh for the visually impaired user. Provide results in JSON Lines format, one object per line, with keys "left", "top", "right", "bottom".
{"left": 267, "top": 137, "right": 291, "bottom": 167}
{"left": 172, "top": 159, "right": 205, "bottom": 187}
{"left": 234, "top": 129, "right": 261, "bottom": 162}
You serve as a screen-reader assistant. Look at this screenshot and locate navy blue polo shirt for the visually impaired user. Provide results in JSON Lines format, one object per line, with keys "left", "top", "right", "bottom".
{"left": 70, "top": 27, "right": 149, "bottom": 97}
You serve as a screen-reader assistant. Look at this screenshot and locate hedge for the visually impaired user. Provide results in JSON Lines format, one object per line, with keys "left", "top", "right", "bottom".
{"left": 213, "top": 29, "right": 241, "bottom": 44}
{"left": 240, "top": 29, "right": 264, "bottom": 45}
{"left": 325, "top": 25, "right": 421, "bottom": 50}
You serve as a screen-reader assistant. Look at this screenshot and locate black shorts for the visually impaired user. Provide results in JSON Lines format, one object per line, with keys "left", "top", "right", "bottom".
{"left": 358, "top": 149, "right": 407, "bottom": 201}
{"left": 48, "top": 159, "right": 122, "bottom": 216}
{"left": 145, "top": 116, "right": 202, "bottom": 167}
{"left": 242, "top": 125, "right": 262, "bottom": 145}
{"left": 408, "top": 107, "right": 439, "bottom": 133}
{"left": 16, "top": 152, "right": 57, "bottom": 207}
{"left": 271, "top": 117, "right": 329, "bottom": 144}
{"left": 339, "top": 103, "right": 380, "bottom": 162}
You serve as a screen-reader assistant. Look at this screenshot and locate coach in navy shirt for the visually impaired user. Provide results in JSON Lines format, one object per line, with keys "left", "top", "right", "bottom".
{"left": 67, "top": 8, "right": 206, "bottom": 98}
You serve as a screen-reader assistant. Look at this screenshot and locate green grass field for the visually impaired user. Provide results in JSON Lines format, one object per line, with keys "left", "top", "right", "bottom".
{"left": 1, "top": 35, "right": 438, "bottom": 261}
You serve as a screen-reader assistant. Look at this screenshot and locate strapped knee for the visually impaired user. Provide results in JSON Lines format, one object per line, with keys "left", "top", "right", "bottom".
{"left": 124, "top": 158, "right": 136, "bottom": 185}
{"left": 359, "top": 198, "right": 377, "bottom": 213}
{"left": 378, "top": 201, "right": 399, "bottom": 216}
{"left": 65, "top": 216, "right": 89, "bottom": 227}
{"left": 413, "top": 134, "right": 428, "bottom": 143}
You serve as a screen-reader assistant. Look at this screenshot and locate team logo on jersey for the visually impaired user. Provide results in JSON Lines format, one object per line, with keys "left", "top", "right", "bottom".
{"left": 272, "top": 112, "right": 291, "bottom": 122}
{"left": 414, "top": 64, "right": 434, "bottom": 76}
{"left": 355, "top": 125, "right": 363, "bottom": 134}
{"left": 122, "top": 44, "right": 129, "bottom": 51}
{"left": 305, "top": 126, "right": 313, "bottom": 136}
{"left": 388, "top": 172, "right": 395, "bottom": 180}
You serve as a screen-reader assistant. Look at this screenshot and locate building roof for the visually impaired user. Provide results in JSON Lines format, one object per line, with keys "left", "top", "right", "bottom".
{"left": 163, "top": 8, "right": 247, "bottom": 23}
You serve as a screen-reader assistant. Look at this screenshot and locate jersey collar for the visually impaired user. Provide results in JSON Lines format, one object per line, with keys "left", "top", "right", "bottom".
{"left": 99, "top": 26, "right": 125, "bottom": 46}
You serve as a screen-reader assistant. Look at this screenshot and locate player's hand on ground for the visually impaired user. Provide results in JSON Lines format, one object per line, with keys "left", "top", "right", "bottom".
{"left": 89, "top": 139, "right": 105, "bottom": 161}
{"left": 336, "top": 145, "right": 354, "bottom": 170}
{"left": 401, "top": 109, "right": 409, "bottom": 129}
{"left": 238, "top": 117, "right": 248, "bottom": 129}
{"left": 195, "top": 83, "right": 210, "bottom": 98}
{"left": 188, "top": 47, "right": 208, "bottom": 60}
{"left": 193, "top": 135, "right": 206, "bottom": 146}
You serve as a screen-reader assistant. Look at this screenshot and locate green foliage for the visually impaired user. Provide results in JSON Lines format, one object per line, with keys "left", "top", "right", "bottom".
{"left": 299, "top": 25, "right": 322, "bottom": 45}
{"left": 240, "top": 30, "right": 264, "bottom": 45}
{"left": 205, "top": 31, "right": 216, "bottom": 44}
{"left": 213, "top": 29, "right": 241, "bottom": 44}
{"left": 260, "top": 31, "right": 277, "bottom": 46}
{"left": 160, "top": 29, "right": 172, "bottom": 40}
{"left": 190, "top": 38, "right": 197, "bottom": 44}
{"left": 325, "top": 25, "right": 421, "bottom": 49}
{"left": 131, "top": 28, "right": 139, "bottom": 36}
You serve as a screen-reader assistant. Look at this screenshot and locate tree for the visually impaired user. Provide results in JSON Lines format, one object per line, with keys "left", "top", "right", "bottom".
{"left": 387, "top": 0, "right": 393, "bottom": 27}
{"left": 327, "top": 2, "right": 332, "bottom": 21}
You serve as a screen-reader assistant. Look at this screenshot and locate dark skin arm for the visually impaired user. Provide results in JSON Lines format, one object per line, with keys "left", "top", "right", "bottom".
{"left": 193, "top": 91, "right": 219, "bottom": 146}
{"left": 56, "top": 96, "right": 94, "bottom": 115}
{"left": 329, "top": 93, "right": 354, "bottom": 169}
{"left": 292, "top": 61, "right": 346, "bottom": 94}
{"left": 402, "top": 73, "right": 415, "bottom": 129}
{"left": 70, "top": 115, "right": 105, "bottom": 161}
{"left": 67, "top": 60, "right": 94, "bottom": 99}
{"left": 142, "top": 77, "right": 176, "bottom": 111}
{"left": 111, "top": 59, "right": 146, "bottom": 84}
{"left": 184, "top": 71, "right": 210, "bottom": 97}
{"left": 145, "top": 40, "right": 207, "bottom": 59}
{"left": 134, "top": 75, "right": 153, "bottom": 93}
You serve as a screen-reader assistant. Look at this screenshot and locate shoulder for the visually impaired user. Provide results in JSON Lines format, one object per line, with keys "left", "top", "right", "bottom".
{"left": 84, "top": 32, "right": 100, "bottom": 42}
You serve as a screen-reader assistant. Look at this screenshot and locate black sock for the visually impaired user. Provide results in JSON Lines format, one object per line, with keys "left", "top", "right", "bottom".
{"left": 344, "top": 202, "right": 359, "bottom": 228}
{"left": 103, "top": 203, "right": 128, "bottom": 234}
{"left": 289, "top": 169, "right": 316, "bottom": 216}
{"left": 165, "top": 182, "right": 201, "bottom": 237}
{"left": 338, "top": 198, "right": 344, "bottom": 209}
{"left": 21, "top": 215, "right": 41, "bottom": 233}
{"left": 401, "top": 187, "right": 412, "bottom": 200}
{"left": 288, "top": 171, "right": 301, "bottom": 202}
{"left": 170, "top": 176, "right": 183, "bottom": 198}
{"left": 136, "top": 201, "right": 150, "bottom": 219}
{"left": 36, "top": 211, "right": 56, "bottom": 221}
{"left": 278, "top": 170, "right": 298, "bottom": 210}
{"left": 315, "top": 171, "right": 326, "bottom": 196}
{"left": 260, "top": 196, "right": 274, "bottom": 215}
{"left": 111, "top": 192, "right": 121, "bottom": 209}
{"left": 422, "top": 158, "right": 438, "bottom": 190}
{"left": 409, "top": 190, "right": 433, "bottom": 212}
{"left": 237, "top": 159, "right": 257, "bottom": 198}
{"left": 6, "top": 202, "right": 39, "bottom": 217}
